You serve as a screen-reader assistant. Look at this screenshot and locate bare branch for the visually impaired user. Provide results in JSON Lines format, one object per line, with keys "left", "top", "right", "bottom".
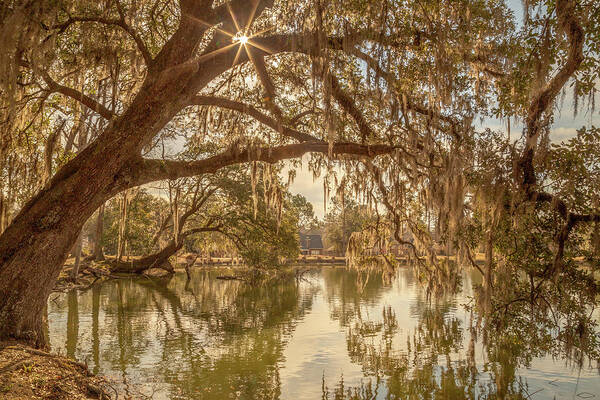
{"left": 117, "top": 141, "right": 395, "bottom": 189}
{"left": 23, "top": 64, "right": 115, "bottom": 120}
{"left": 326, "top": 71, "right": 374, "bottom": 142}
{"left": 246, "top": 49, "right": 289, "bottom": 132}
{"left": 181, "top": 225, "right": 224, "bottom": 238}
{"left": 54, "top": 15, "right": 153, "bottom": 65}
{"left": 289, "top": 110, "right": 317, "bottom": 127}
{"left": 189, "top": 95, "right": 320, "bottom": 142}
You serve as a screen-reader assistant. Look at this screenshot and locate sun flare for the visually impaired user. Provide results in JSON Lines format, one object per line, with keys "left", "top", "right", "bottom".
{"left": 234, "top": 34, "right": 249, "bottom": 44}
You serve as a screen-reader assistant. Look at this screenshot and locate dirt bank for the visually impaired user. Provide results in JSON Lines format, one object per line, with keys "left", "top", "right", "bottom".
{"left": 0, "top": 341, "right": 113, "bottom": 399}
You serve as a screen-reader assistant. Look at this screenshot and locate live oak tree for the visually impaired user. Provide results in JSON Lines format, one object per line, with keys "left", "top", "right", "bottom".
{"left": 290, "top": 193, "right": 319, "bottom": 232}
{"left": 0, "top": 0, "right": 599, "bottom": 353}
{"left": 202, "top": 166, "right": 301, "bottom": 268}
{"left": 102, "top": 165, "right": 301, "bottom": 273}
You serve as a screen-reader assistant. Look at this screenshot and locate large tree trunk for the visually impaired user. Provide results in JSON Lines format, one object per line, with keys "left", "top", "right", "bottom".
{"left": 109, "top": 240, "right": 183, "bottom": 274}
{"left": 0, "top": 88, "right": 186, "bottom": 347}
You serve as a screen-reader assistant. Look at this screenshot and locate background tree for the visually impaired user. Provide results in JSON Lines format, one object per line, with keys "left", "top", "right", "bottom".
{"left": 323, "top": 196, "right": 374, "bottom": 255}
{"left": 102, "top": 189, "right": 169, "bottom": 257}
{"left": 92, "top": 165, "right": 301, "bottom": 272}
{"left": 185, "top": 165, "right": 301, "bottom": 268}
{"left": 289, "top": 193, "right": 319, "bottom": 232}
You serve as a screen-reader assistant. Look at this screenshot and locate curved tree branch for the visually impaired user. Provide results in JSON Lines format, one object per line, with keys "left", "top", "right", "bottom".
{"left": 189, "top": 95, "right": 320, "bottom": 142}
{"left": 25, "top": 64, "right": 115, "bottom": 120}
{"left": 54, "top": 15, "right": 153, "bottom": 65}
{"left": 326, "top": 71, "right": 374, "bottom": 142}
{"left": 513, "top": 0, "right": 587, "bottom": 277}
{"left": 188, "top": 30, "right": 419, "bottom": 96}
{"left": 115, "top": 141, "right": 396, "bottom": 190}
{"left": 519, "top": 0, "right": 584, "bottom": 188}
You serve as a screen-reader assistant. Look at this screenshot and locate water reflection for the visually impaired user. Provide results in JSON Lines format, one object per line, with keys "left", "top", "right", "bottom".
{"left": 47, "top": 267, "right": 599, "bottom": 399}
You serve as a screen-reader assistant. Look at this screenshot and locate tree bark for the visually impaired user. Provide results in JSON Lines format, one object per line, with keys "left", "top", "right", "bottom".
{"left": 0, "top": 194, "right": 7, "bottom": 234}
{"left": 109, "top": 240, "right": 182, "bottom": 274}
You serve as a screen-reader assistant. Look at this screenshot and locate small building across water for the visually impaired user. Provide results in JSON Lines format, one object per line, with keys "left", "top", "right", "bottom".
{"left": 299, "top": 232, "right": 324, "bottom": 256}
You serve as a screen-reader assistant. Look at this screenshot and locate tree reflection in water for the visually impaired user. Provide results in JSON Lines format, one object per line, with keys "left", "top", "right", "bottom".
{"left": 320, "top": 267, "right": 598, "bottom": 399}
{"left": 49, "top": 270, "right": 319, "bottom": 398}
{"left": 46, "top": 266, "right": 599, "bottom": 399}
{"left": 324, "top": 295, "right": 529, "bottom": 399}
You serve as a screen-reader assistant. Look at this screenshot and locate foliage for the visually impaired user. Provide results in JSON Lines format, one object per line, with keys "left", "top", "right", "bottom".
{"left": 323, "top": 197, "right": 375, "bottom": 254}
{"left": 101, "top": 190, "right": 168, "bottom": 256}
{"left": 97, "top": 167, "right": 301, "bottom": 268}
{"left": 289, "top": 193, "right": 319, "bottom": 232}
{"left": 195, "top": 167, "right": 301, "bottom": 268}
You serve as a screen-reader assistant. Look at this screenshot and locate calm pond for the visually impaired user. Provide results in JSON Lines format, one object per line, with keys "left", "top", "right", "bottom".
{"left": 47, "top": 266, "right": 599, "bottom": 399}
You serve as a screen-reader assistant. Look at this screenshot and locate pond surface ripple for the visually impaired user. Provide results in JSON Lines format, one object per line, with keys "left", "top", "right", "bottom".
{"left": 47, "top": 266, "right": 600, "bottom": 399}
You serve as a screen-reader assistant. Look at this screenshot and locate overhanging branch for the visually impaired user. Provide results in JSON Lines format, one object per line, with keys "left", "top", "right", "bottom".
{"left": 189, "top": 95, "right": 319, "bottom": 142}
{"left": 349, "top": 47, "right": 462, "bottom": 137}
{"left": 519, "top": 0, "right": 584, "bottom": 188}
{"left": 53, "top": 15, "right": 152, "bottom": 65}
{"left": 326, "top": 71, "right": 374, "bottom": 142}
{"left": 117, "top": 141, "right": 395, "bottom": 189}
{"left": 25, "top": 64, "right": 115, "bottom": 120}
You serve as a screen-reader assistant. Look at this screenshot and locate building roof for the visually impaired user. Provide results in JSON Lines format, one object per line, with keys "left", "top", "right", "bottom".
{"left": 299, "top": 232, "right": 324, "bottom": 250}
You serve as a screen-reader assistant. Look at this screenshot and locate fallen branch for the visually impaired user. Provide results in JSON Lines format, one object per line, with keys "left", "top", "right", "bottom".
{"left": 0, "top": 357, "right": 32, "bottom": 374}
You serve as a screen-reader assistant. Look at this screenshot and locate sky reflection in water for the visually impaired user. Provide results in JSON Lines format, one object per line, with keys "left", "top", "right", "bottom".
{"left": 47, "top": 266, "right": 600, "bottom": 399}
